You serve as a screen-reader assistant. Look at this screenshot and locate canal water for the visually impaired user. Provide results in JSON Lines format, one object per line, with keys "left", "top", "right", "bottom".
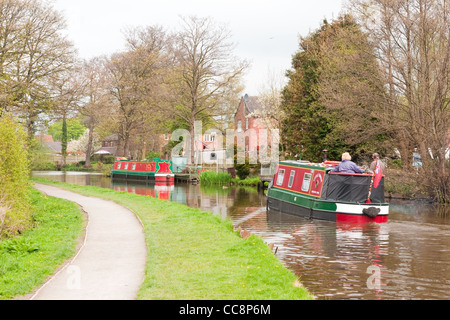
{"left": 32, "top": 171, "right": 450, "bottom": 300}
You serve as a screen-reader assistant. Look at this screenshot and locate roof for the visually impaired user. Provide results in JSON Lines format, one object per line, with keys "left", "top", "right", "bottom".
{"left": 103, "top": 133, "right": 119, "bottom": 142}
{"left": 35, "top": 135, "right": 54, "bottom": 143}
{"left": 243, "top": 94, "right": 263, "bottom": 114}
{"left": 95, "top": 147, "right": 117, "bottom": 155}
{"left": 45, "top": 141, "right": 62, "bottom": 154}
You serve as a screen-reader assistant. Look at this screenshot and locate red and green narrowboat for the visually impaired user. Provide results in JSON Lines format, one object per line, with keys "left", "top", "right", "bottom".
{"left": 267, "top": 160, "right": 389, "bottom": 223}
{"left": 111, "top": 158, "right": 174, "bottom": 183}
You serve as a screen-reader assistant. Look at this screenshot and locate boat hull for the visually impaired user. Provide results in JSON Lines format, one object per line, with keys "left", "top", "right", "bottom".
{"left": 111, "top": 159, "right": 175, "bottom": 183}
{"left": 267, "top": 196, "right": 389, "bottom": 223}
{"left": 111, "top": 172, "right": 174, "bottom": 183}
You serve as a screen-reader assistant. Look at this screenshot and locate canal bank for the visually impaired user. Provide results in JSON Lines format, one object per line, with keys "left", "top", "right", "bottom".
{"left": 28, "top": 178, "right": 313, "bottom": 300}
{"left": 29, "top": 172, "right": 450, "bottom": 299}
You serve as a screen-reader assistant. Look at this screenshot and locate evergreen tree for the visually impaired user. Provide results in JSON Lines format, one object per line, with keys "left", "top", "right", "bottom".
{"left": 281, "top": 15, "right": 387, "bottom": 163}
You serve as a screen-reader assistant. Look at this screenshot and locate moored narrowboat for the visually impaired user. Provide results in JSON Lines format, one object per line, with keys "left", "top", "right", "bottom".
{"left": 267, "top": 160, "right": 389, "bottom": 223}
{"left": 111, "top": 158, "right": 175, "bottom": 183}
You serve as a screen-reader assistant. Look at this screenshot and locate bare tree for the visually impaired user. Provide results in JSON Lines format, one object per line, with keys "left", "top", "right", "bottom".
{"left": 255, "top": 68, "right": 285, "bottom": 132}
{"left": 348, "top": 0, "right": 450, "bottom": 202}
{"left": 80, "top": 57, "right": 112, "bottom": 167}
{"left": 105, "top": 26, "right": 173, "bottom": 158}
{"left": 172, "top": 16, "right": 249, "bottom": 164}
{"left": 50, "top": 67, "right": 85, "bottom": 166}
{"left": 0, "top": 0, "right": 76, "bottom": 137}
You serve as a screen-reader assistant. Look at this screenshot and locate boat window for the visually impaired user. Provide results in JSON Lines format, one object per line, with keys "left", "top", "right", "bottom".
{"left": 117, "top": 163, "right": 121, "bottom": 169}
{"left": 301, "top": 173, "right": 312, "bottom": 192}
{"left": 288, "top": 170, "right": 295, "bottom": 188}
{"left": 276, "top": 169, "right": 285, "bottom": 186}
{"left": 124, "top": 163, "right": 129, "bottom": 170}
{"left": 132, "top": 163, "right": 137, "bottom": 170}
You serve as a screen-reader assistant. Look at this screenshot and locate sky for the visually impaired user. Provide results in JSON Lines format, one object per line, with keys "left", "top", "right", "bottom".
{"left": 52, "top": 0, "right": 344, "bottom": 95}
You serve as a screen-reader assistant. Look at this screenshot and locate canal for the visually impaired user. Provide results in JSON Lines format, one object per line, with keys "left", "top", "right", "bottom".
{"left": 32, "top": 171, "right": 450, "bottom": 300}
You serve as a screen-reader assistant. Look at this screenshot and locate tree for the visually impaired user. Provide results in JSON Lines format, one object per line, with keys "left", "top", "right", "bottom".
{"left": 172, "top": 16, "right": 249, "bottom": 164}
{"left": 348, "top": 0, "right": 450, "bottom": 202}
{"left": 316, "top": 15, "right": 389, "bottom": 159}
{"left": 48, "top": 118, "right": 86, "bottom": 142}
{"left": 281, "top": 16, "right": 387, "bottom": 162}
{"left": 281, "top": 22, "right": 331, "bottom": 161}
{"left": 0, "top": 0, "right": 76, "bottom": 138}
{"left": 0, "top": 115, "right": 31, "bottom": 238}
{"left": 50, "top": 69, "right": 85, "bottom": 166}
{"left": 106, "top": 25, "right": 173, "bottom": 158}
{"left": 80, "top": 57, "right": 112, "bottom": 167}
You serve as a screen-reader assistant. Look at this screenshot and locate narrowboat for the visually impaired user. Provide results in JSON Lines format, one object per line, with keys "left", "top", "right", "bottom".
{"left": 111, "top": 158, "right": 175, "bottom": 183}
{"left": 267, "top": 160, "right": 389, "bottom": 223}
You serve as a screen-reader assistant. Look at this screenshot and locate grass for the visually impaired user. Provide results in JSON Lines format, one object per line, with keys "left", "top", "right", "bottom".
{"left": 384, "top": 168, "right": 421, "bottom": 199}
{"left": 0, "top": 188, "right": 84, "bottom": 300}
{"left": 231, "top": 176, "right": 262, "bottom": 186}
{"left": 29, "top": 177, "right": 313, "bottom": 300}
{"left": 199, "top": 171, "right": 262, "bottom": 188}
{"left": 199, "top": 171, "right": 232, "bottom": 185}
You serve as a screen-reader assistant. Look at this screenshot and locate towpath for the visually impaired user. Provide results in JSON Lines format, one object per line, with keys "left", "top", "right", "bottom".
{"left": 29, "top": 184, "right": 147, "bottom": 300}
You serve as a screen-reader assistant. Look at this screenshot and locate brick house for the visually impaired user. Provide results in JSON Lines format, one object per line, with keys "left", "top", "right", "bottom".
{"left": 234, "top": 94, "right": 270, "bottom": 152}
{"left": 95, "top": 133, "right": 119, "bottom": 156}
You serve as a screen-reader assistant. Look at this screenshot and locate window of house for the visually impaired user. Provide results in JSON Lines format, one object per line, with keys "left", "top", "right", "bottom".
{"left": 204, "top": 133, "right": 216, "bottom": 142}
{"left": 301, "top": 173, "right": 312, "bottom": 192}
{"left": 237, "top": 120, "right": 242, "bottom": 132}
{"left": 276, "top": 169, "right": 285, "bottom": 186}
{"left": 245, "top": 118, "right": 249, "bottom": 130}
{"left": 288, "top": 170, "right": 295, "bottom": 188}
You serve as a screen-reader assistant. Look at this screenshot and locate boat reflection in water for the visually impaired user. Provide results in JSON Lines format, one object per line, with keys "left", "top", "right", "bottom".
{"left": 112, "top": 181, "right": 175, "bottom": 201}
{"left": 262, "top": 210, "right": 390, "bottom": 299}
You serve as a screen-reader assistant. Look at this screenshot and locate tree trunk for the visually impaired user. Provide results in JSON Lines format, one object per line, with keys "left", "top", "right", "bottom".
{"left": 84, "top": 124, "right": 94, "bottom": 168}
{"left": 61, "top": 114, "right": 67, "bottom": 167}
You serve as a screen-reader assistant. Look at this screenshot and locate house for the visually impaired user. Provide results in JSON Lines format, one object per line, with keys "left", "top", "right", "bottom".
{"left": 95, "top": 133, "right": 119, "bottom": 156}
{"left": 234, "top": 94, "right": 271, "bottom": 152}
{"left": 34, "top": 134, "right": 85, "bottom": 164}
{"left": 35, "top": 134, "right": 62, "bottom": 154}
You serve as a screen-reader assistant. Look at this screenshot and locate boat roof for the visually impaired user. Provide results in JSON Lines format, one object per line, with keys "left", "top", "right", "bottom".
{"left": 115, "top": 158, "right": 171, "bottom": 162}
{"left": 278, "top": 160, "right": 332, "bottom": 171}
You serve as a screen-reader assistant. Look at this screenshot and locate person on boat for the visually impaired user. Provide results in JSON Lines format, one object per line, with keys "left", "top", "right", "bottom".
{"left": 369, "top": 153, "right": 385, "bottom": 174}
{"left": 330, "top": 152, "right": 365, "bottom": 174}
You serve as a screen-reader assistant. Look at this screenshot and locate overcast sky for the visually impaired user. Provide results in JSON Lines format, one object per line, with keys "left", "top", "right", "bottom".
{"left": 53, "top": 0, "right": 344, "bottom": 94}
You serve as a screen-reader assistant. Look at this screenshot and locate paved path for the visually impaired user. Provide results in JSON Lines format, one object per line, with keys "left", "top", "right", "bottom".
{"left": 30, "top": 184, "right": 147, "bottom": 300}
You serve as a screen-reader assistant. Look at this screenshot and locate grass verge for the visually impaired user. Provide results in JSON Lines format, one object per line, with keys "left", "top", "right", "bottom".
{"left": 0, "top": 188, "right": 84, "bottom": 300}
{"left": 30, "top": 177, "right": 313, "bottom": 300}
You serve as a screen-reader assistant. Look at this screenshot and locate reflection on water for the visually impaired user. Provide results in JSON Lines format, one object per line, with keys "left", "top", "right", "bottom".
{"left": 32, "top": 171, "right": 450, "bottom": 300}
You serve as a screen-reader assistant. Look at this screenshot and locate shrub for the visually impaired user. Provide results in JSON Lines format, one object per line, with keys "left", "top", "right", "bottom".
{"left": 0, "top": 116, "right": 32, "bottom": 238}
{"left": 235, "top": 163, "right": 250, "bottom": 180}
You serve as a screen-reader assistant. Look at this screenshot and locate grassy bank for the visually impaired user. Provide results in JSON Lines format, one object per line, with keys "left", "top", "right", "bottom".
{"left": 0, "top": 188, "right": 84, "bottom": 300}
{"left": 232, "top": 176, "right": 261, "bottom": 186}
{"left": 199, "top": 171, "right": 262, "bottom": 187}
{"left": 30, "top": 178, "right": 313, "bottom": 300}
{"left": 384, "top": 168, "right": 426, "bottom": 199}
